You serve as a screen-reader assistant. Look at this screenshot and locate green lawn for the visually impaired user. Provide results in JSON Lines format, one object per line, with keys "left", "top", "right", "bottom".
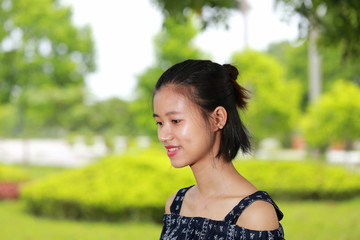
{"left": 280, "top": 198, "right": 360, "bottom": 240}
{"left": 1, "top": 198, "right": 359, "bottom": 240}
{"left": 0, "top": 200, "right": 162, "bottom": 240}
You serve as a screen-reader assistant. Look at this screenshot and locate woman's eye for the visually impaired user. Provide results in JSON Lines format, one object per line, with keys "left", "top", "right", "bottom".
{"left": 155, "top": 121, "right": 163, "bottom": 126}
{"left": 172, "top": 120, "right": 181, "bottom": 124}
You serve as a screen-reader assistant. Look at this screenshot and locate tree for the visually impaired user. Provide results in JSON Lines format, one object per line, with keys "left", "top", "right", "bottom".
{"left": 267, "top": 40, "right": 360, "bottom": 109}
{"left": 275, "top": 0, "right": 360, "bottom": 60}
{"left": 275, "top": 0, "right": 360, "bottom": 103}
{"left": 15, "top": 85, "right": 84, "bottom": 137}
{"left": 301, "top": 80, "right": 360, "bottom": 150}
{"left": 0, "top": 0, "right": 95, "bottom": 137}
{"left": 0, "top": 103, "right": 16, "bottom": 136}
{"left": 61, "top": 97, "right": 136, "bottom": 148}
{"left": 267, "top": 41, "right": 308, "bottom": 92}
{"left": 152, "top": 0, "right": 238, "bottom": 28}
{"left": 231, "top": 50, "right": 302, "bottom": 146}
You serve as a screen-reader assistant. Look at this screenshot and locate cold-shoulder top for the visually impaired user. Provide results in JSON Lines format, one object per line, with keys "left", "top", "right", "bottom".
{"left": 160, "top": 186, "right": 284, "bottom": 240}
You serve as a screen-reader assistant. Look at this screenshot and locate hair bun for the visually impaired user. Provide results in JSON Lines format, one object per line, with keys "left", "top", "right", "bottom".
{"left": 222, "top": 64, "right": 239, "bottom": 81}
{"left": 222, "top": 64, "right": 249, "bottom": 110}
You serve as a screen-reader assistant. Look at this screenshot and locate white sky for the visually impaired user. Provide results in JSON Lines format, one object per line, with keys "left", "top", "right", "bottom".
{"left": 62, "top": 0, "right": 299, "bottom": 101}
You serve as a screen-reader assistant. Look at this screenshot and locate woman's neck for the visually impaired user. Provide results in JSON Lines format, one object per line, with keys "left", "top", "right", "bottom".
{"left": 188, "top": 130, "right": 256, "bottom": 198}
{"left": 190, "top": 156, "right": 244, "bottom": 198}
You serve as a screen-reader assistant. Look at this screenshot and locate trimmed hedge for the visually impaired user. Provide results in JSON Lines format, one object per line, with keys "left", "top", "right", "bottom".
{"left": 0, "top": 163, "right": 30, "bottom": 182}
{"left": 22, "top": 148, "right": 194, "bottom": 222}
{"left": 239, "top": 160, "right": 360, "bottom": 200}
{"left": 21, "top": 147, "right": 360, "bottom": 222}
{"left": 0, "top": 163, "right": 30, "bottom": 199}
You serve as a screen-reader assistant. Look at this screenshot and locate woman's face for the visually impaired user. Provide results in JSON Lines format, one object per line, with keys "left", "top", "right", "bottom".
{"left": 153, "top": 85, "right": 215, "bottom": 168}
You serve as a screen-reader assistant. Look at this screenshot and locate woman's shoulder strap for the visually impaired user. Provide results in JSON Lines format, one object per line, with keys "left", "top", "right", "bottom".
{"left": 169, "top": 185, "right": 194, "bottom": 214}
{"left": 224, "top": 191, "right": 284, "bottom": 224}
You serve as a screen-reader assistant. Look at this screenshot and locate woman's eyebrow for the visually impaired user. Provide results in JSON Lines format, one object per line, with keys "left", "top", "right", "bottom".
{"left": 153, "top": 111, "right": 182, "bottom": 118}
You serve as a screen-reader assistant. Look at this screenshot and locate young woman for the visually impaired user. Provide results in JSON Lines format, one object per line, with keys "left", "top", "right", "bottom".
{"left": 153, "top": 60, "right": 284, "bottom": 240}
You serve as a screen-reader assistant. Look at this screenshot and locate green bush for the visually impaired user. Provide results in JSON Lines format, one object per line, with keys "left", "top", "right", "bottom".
{"left": 21, "top": 147, "right": 194, "bottom": 222}
{"left": 301, "top": 79, "right": 360, "bottom": 148}
{"left": 238, "top": 160, "right": 360, "bottom": 200}
{"left": 0, "top": 164, "right": 30, "bottom": 182}
{"left": 21, "top": 147, "right": 360, "bottom": 222}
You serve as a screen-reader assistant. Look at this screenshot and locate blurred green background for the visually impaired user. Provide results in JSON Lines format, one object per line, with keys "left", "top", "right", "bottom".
{"left": 1, "top": 0, "right": 360, "bottom": 239}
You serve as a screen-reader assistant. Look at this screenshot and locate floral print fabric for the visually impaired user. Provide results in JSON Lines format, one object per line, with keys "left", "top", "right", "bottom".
{"left": 160, "top": 186, "right": 285, "bottom": 240}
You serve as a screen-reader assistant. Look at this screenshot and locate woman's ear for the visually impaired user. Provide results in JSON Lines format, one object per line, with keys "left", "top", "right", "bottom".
{"left": 211, "top": 106, "right": 227, "bottom": 131}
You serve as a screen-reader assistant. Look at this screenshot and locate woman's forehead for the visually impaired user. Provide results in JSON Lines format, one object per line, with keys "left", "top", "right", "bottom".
{"left": 153, "top": 85, "right": 201, "bottom": 116}
{"left": 154, "top": 87, "right": 189, "bottom": 109}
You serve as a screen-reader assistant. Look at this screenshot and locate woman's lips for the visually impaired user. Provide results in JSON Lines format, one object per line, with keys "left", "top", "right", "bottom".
{"left": 165, "top": 146, "right": 180, "bottom": 157}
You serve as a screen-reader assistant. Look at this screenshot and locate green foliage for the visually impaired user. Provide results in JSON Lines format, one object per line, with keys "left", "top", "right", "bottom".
{"left": 319, "top": 44, "right": 360, "bottom": 88}
{"left": 0, "top": 164, "right": 30, "bottom": 182}
{"left": 22, "top": 85, "right": 85, "bottom": 136}
{"left": 301, "top": 79, "right": 360, "bottom": 148}
{"left": 130, "top": 75, "right": 160, "bottom": 138}
{"left": 0, "top": 0, "right": 95, "bottom": 137}
{"left": 275, "top": 0, "right": 360, "bottom": 59}
{"left": 267, "top": 41, "right": 308, "bottom": 109}
{"left": 0, "top": 85, "right": 93, "bottom": 137}
{"left": 0, "top": 0, "right": 95, "bottom": 102}
{"left": 64, "top": 97, "right": 137, "bottom": 139}
{"left": 152, "top": 0, "right": 237, "bottom": 28}
{"left": 21, "top": 147, "right": 195, "bottom": 222}
{"left": 21, "top": 147, "right": 360, "bottom": 222}
{"left": 240, "top": 160, "right": 360, "bottom": 200}
{"left": 231, "top": 50, "right": 302, "bottom": 145}
{"left": 154, "top": 16, "right": 209, "bottom": 68}
{"left": 0, "top": 103, "right": 16, "bottom": 136}
{"left": 267, "top": 40, "right": 360, "bottom": 106}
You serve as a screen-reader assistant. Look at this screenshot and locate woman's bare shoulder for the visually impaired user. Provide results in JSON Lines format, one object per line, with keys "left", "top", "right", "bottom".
{"left": 236, "top": 200, "right": 279, "bottom": 231}
{"left": 164, "top": 192, "right": 177, "bottom": 214}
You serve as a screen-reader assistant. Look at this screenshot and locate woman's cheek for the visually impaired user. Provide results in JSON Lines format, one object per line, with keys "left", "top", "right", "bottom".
{"left": 178, "top": 122, "right": 192, "bottom": 143}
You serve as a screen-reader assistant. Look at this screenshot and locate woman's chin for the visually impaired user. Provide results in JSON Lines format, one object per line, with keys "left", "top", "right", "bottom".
{"left": 170, "top": 160, "right": 188, "bottom": 169}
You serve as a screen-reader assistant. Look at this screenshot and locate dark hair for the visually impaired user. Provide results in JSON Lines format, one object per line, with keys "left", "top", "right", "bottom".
{"left": 154, "top": 59, "right": 251, "bottom": 161}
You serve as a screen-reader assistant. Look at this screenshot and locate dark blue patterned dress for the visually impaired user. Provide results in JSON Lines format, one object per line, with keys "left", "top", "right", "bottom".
{"left": 160, "top": 186, "right": 284, "bottom": 240}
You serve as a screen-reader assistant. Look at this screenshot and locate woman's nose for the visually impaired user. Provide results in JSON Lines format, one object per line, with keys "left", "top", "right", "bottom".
{"left": 158, "top": 124, "right": 173, "bottom": 142}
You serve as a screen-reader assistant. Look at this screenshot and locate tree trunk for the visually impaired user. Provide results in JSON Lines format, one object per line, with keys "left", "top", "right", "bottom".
{"left": 308, "top": 27, "right": 322, "bottom": 102}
